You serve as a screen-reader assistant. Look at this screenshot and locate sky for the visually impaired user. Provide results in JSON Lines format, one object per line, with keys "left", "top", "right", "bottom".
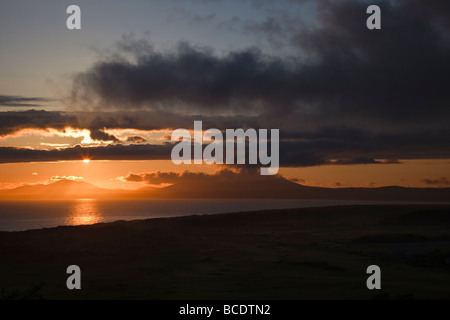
{"left": 0, "top": 0, "right": 449, "bottom": 191}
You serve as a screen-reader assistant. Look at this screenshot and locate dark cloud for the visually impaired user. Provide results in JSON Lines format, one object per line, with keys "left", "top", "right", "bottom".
{"left": 279, "top": 128, "right": 450, "bottom": 166}
{"left": 69, "top": 43, "right": 298, "bottom": 113}
{"left": 1, "top": 109, "right": 449, "bottom": 166}
{"left": 124, "top": 173, "right": 145, "bottom": 182}
{"left": 220, "top": 12, "right": 303, "bottom": 50}
{"left": 0, "top": 109, "right": 259, "bottom": 136}
{"left": 242, "top": 16, "right": 294, "bottom": 48}
{"left": 3, "top": 1, "right": 450, "bottom": 168}
{"left": 89, "top": 129, "right": 119, "bottom": 142}
{"left": 0, "top": 95, "right": 53, "bottom": 107}
{"left": 287, "top": 0, "right": 450, "bottom": 123}
{"left": 123, "top": 166, "right": 283, "bottom": 186}
{"left": 420, "top": 177, "right": 450, "bottom": 186}
{"left": 126, "top": 136, "right": 146, "bottom": 143}
{"left": 0, "top": 110, "right": 79, "bottom": 136}
{"left": 68, "top": 0, "right": 450, "bottom": 128}
{"left": 2, "top": 125, "right": 448, "bottom": 166}
{"left": 0, "top": 144, "right": 172, "bottom": 163}
{"left": 75, "top": 110, "right": 259, "bottom": 131}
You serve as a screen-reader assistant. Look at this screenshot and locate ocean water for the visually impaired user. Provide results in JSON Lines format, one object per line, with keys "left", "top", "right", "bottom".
{"left": 0, "top": 198, "right": 435, "bottom": 232}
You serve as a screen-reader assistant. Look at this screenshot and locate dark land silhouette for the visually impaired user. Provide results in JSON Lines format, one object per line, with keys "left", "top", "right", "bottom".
{"left": 1, "top": 179, "right": 449, "bottom": 202}
{"left": 1, "top": 204, "right": 450, "bottom": 299}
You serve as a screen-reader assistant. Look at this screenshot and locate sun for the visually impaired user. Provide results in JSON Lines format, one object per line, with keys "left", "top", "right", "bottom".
{"left": 83, "top": 159, "right": 90, "bottom": 163}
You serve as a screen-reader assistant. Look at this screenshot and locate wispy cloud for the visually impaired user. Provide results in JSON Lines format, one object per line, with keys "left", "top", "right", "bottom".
{"left": 51, "top": 175, "right": 84, "bottom": 181}
{"left": 0, "top": 95, "right": 53, "bottom": 107}
{"left": 420, "top": 177, "right": 450, "bottom": 186}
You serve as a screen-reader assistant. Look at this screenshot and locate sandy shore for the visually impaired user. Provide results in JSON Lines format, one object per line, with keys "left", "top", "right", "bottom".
{"left": 1, "top": 204, "right": 450, "bottom": 300}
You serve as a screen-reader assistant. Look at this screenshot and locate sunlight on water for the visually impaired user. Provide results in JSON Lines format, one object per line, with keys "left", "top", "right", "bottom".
{"left": 65, "top": 199, "right": 103, "bottom": 226}
{"left": 1, "top": 199, "right": 432, "bottom": 232}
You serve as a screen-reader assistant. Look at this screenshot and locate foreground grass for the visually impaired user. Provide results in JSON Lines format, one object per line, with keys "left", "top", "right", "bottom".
{"left": 0, "top": 205, "right": 449, "bottom": 299}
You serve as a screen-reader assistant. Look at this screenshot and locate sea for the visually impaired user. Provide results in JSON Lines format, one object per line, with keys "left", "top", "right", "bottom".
{"left": 0, "top": 198, "right": 441, "bottom": 232}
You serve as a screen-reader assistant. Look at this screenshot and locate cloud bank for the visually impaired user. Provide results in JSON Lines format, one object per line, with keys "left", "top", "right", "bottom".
{"left": 2, "top": 0, "right": 450, "bottom": 168}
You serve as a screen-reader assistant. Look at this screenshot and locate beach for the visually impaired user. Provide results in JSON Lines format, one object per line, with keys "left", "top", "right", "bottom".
{"left": 1, "top": 204, "right": 450, "bottom": 300}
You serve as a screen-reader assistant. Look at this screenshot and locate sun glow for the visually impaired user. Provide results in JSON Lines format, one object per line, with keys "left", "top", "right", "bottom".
{"left": 83, "top": 159, "right": 90, "bottom": 163}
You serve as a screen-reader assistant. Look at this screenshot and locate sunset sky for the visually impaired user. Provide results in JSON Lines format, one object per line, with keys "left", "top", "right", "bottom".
{"left": 1, "top": 0, "right": 449, "bottom": 192}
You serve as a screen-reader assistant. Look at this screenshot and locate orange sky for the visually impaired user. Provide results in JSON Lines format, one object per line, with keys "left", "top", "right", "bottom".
{"left": 0, "top": 126, "right": 449, "bottom": 190}
{"left": 0, "top": 159, "right": 448, "bottom": 191}
{"left": 0, "top": 128, "right": 171, "bottom": 149}
{"left": 1, "top": 0, "right": 449, "bottom": 195}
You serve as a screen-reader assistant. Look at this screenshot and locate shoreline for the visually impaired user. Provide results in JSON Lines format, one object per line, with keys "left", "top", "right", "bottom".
{"left": 2, "top": 200, "right": 450, "bottom": 233}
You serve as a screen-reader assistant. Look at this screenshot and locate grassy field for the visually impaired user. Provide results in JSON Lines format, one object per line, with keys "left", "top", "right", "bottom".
{"left": 1, "top": 204, "right": 450, "bottom": 300}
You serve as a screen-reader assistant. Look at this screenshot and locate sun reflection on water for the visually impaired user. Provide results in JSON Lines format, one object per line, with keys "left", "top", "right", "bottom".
{"left": 66, "top": 199, "right": 103, "bottom": 226}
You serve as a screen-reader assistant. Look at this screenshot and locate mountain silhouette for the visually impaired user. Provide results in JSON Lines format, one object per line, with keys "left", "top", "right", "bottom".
{"left": 143, "top": 178, "right": 450, "bottom": 202}
{"left": 0, "top": 180, "right": 120, "bottom": 199}
{"left": 0, "top": 178, "right": 449, "bottom": 202}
